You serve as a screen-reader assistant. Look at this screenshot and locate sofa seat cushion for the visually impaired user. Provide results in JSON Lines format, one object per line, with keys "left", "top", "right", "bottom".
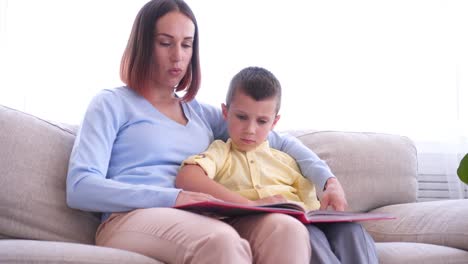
{"left": 376, "top": 242, "right": 468, "bottom": 264}
{"left": 364, "top": 199, "right": 468, "bottom": 251}
{"left": 0, "top": 105, "right": 100, "bottom": 244}
{"left": 0, "top": 239, "right": 162, "bottom": 264}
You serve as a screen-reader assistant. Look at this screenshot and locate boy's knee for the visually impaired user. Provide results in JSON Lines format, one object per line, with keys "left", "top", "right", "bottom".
{"left": 192, "top": 224, "right": 252, "bottom": 262}
{"left": 335, "top": 223, "right": 364, "bottom": 235}
{"left": 205, "top": 226, "right": 245, "bottom": 248}
{"left": 327, "top": 222, "right": 367, "bottom": 242}
{"left": 260, "top": 213, "right": 310, "bottom": 241}
{"left": 254, "top": 214, "right": 311, "bottom": 263}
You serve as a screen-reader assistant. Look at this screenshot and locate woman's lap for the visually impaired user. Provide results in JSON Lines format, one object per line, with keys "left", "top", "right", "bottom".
{"left": 95, "top": 208, "right": 251, "bottom": 264}
{"left": 96, "top": 209, "right": 311, "bottom": 264}
{"left": 95, "top": 208, "right": 377, "bottom": 264}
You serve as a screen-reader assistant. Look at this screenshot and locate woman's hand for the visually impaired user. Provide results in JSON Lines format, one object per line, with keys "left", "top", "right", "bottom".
{"left": 175, "top": 190, "right": 222, "bottom": 207}
{"left": 319, "top": 177, "right": 348, "bottom": 211}
{"left": 248, "top": 194, "right": 287, "bottom": 206}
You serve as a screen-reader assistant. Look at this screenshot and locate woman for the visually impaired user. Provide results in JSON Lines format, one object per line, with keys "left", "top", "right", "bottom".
{"left": 66, "top": 0, "right": 348, "bottom": 263}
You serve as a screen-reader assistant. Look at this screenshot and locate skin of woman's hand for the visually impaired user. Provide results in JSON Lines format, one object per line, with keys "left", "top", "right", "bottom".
{"left": 319, "top": 177, "right": 348, "bottom": 211}
{"left": 175, "top": 190, "right": 222, "bottom": 206}
{"left": 248, "top": 194, "right": 287, "bottom": 206}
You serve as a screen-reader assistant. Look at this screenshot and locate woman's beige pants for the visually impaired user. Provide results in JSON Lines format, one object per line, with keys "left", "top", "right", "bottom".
{"left": 96, "top": 208, "right": 311, "bottom": 264}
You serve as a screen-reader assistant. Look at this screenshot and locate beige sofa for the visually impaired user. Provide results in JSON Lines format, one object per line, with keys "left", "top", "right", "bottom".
{"left": 0, "top": 104, "right": 467, "bottom": 264}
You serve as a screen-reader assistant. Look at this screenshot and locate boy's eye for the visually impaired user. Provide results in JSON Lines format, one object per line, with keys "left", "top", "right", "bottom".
{"left": 258, "top": 119, "right": 268, "bottom": 125}
{"left": 236, "top": 114, "right": 248, "bottom": 120}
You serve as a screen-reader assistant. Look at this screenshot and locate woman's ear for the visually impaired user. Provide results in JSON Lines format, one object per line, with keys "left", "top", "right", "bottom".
{"left": 221, "top": 103, "right": 228, "bottom": 120}
{"left": 271, "top": 114, "right": 281, "bottom": 130}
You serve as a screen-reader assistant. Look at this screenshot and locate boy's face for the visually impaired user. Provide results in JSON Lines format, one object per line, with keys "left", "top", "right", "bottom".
{"left": 222, "top": 90, "right": 280, "bottom": 152}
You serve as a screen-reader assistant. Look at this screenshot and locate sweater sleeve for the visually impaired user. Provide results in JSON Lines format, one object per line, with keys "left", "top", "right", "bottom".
{"left": 267, "top": 131, "right": 335, "bottom": 191}
{"left": 195, "top": 101, "right": 229, "bottom": 141}
{"left": 66, "top": 90, "right": 180, "bottom": 213}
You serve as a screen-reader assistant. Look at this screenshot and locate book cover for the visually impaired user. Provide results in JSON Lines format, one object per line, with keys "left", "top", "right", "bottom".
{"left": 174, "top": 200, "right": 395, "bottom": 223}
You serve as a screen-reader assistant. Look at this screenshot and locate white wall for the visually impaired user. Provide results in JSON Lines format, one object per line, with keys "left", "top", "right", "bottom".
{"left": 1, "top": 0, "right": 467, "bottom": 196}
{"left": 1, "top": 1, "right": 467, "bottom": 137}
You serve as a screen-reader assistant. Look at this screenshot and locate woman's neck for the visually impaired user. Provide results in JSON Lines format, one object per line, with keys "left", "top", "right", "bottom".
{"left": 140, "top": 85, "right": 178, "bottom": 105}
{"left": 138, "top": 85, "right": 187, "bottom": 125}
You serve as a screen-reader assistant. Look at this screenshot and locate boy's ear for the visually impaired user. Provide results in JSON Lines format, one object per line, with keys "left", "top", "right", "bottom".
{"left": 221, "top": 103, "right": 228, "bottom": 120}
{"left": 271, "top": 114, "right": 281, "bottom": 130}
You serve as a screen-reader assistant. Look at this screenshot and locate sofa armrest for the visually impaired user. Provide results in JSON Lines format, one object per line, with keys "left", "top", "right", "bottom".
{"left": 362, "top": 199, "right": 468, "bottom": 251}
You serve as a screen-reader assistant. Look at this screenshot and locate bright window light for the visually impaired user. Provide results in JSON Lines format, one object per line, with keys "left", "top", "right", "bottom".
{"left": 1, "top": 0, "right": 467, "bottom": 142}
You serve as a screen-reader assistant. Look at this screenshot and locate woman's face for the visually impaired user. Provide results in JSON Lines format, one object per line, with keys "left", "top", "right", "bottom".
{"left": 152, "top": 11, "right": 195, "bottom": 89}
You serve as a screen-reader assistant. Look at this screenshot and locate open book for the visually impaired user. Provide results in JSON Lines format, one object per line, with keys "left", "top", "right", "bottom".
{"left": 175, "top": 200, "right": 395, "bottom": 224}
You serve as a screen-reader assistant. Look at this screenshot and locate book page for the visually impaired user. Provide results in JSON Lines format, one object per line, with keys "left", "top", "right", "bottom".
{"left": 256, "top": 202, "right": 305, "bottom": 212}
{"left": 175, "top": 200, "right": 395, "bottom": 224}
{"left": 305, "top": 210, "right": 395, "bottom": 223}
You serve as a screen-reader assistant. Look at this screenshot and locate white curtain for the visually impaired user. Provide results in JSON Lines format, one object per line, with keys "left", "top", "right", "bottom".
{"left": 1, "top": 0, "right": 467, "bottom": 198}
{"left": 0, "top": 0, "right": 7, "bottom": 84}
{"left": 417, "top": 139, "right": 468, "bottom": 200}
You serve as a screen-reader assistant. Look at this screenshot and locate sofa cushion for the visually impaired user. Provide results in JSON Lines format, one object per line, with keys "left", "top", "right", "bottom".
{"left": 364, "top": 199, "right": 468, "bottom": 251}
{"left": 294, "top": 130, "right": 418, "bottom": 212}
{"left": 0, "top": 105, "right": 100, "bottom": 244}
{"left": 0, "top": 240, "right": 162, "bottom": 264}
{"left": 376, "top": 242, "right": 468, "bottom": 264}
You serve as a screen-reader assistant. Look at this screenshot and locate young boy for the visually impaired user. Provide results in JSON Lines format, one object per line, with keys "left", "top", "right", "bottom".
{"left": 176, "top": 66, "right": 378, "bottom": 264}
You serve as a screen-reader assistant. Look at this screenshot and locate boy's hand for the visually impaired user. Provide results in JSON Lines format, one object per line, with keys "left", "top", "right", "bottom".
{"left": 320, "top": 177, "right": 348, "bottom": 211}
{"left": 248, "top": 194, "right": 287, "bottom": 206}
{"left": 175, "top": 190, "right": 222, "bottom": 206}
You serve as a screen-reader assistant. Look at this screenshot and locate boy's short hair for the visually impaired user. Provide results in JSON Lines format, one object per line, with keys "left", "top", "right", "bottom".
{"left": 226, "top": 66, "right": 282, "bottom": 114}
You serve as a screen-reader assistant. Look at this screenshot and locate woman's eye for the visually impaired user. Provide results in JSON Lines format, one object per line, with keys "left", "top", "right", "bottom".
{"left": 159, "top": 42, "right": 171, "bottom": 47}
{"left": 182, "top": 43, "right": 193, "bottom": 48}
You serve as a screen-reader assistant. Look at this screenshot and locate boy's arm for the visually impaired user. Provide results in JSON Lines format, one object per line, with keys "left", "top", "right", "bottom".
{"left": 176, "top": 165, "right": 288, "bottom": 206}
{"left": 175, "top": 140, "right": 254, "bottom": 204}
{"left": 176, "top": 164, "right": 253, "bottom": 205}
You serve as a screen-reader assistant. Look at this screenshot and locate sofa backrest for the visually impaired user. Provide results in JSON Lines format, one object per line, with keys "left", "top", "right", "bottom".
{"left": 0, "top": 105, "right": 100, "bottom": 244}
{"left": 0, "top": 104, "right": 419, "bottom": 245}
{"left": 293, "top": 130, "right": 418, "bottom": 212}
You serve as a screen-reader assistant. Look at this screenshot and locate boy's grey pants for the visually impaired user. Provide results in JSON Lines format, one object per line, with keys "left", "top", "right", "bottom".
{"left": 307, "top": 222, "right": 378, "bottom": 264}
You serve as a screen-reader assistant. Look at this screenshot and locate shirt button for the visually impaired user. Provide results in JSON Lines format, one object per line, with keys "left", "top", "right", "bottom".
{"left": 255, "top": 184, "right": 262, "bottom": 189}
{"left": 250, "top": 160, "right": 255, "bottom": 163}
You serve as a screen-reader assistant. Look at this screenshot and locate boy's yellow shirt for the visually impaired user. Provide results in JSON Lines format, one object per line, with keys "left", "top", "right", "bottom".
{"left": 182, "top": 139, "right": 321, "bottom": 211}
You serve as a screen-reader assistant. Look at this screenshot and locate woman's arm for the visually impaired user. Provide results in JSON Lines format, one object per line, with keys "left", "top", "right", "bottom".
{"left": 66, "top": 90, "right": 180, "bottom": 212}
{"left": 198, "top": 101, "right": 347, "bottom": 210}
{"left": 319, "top": 177, "right": 347, "bottom": 211}
{"left": 198, "top": 101, "right": 334, "bottom": 190}
{"left": 268, "top": 131, "right": 348, "bottom": 211}
{"left": 267, "top": 131, "right": 333, "bottom": 189}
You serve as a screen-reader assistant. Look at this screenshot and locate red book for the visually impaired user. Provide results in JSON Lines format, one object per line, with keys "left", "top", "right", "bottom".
{"left": 175, "top": 200, "right": 395, "bottom": 223}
